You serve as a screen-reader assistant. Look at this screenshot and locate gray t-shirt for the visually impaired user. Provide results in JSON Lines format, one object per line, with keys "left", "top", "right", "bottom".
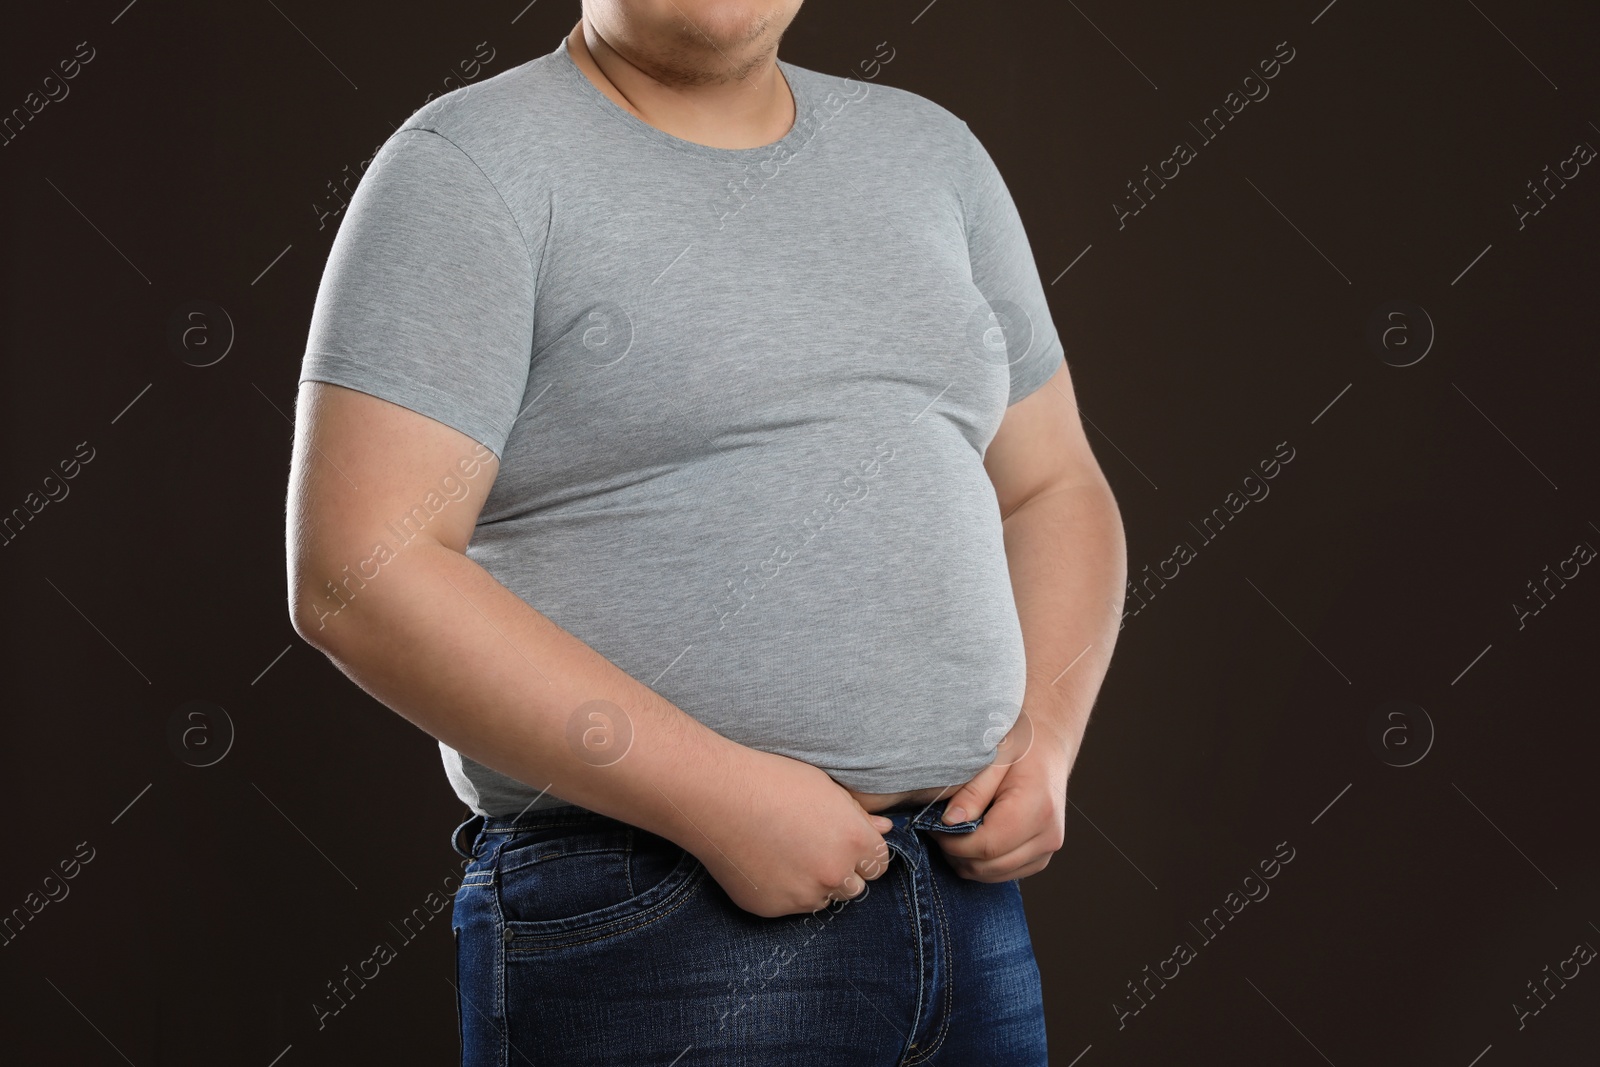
{"left": 299, "top": 36, "right": 1064, "bottom": 816}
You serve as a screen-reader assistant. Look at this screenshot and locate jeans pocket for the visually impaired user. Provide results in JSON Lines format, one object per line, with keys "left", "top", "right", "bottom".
{"left": 496, "top": 821, "right": 703, "bottom": 949}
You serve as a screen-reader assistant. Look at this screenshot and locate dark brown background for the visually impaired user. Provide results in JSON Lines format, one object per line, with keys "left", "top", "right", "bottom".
{"left": 3, "top": 1, "right": 1597, "bottom": 1063}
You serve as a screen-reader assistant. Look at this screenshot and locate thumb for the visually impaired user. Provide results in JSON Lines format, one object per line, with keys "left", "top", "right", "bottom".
{"left": 941, "top": 759, "right": 1007, "bottom": 824}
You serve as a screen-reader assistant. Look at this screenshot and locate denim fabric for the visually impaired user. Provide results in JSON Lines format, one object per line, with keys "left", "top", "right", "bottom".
{"left": 449, "top": 798, "right": 1047, "bottom": 1065}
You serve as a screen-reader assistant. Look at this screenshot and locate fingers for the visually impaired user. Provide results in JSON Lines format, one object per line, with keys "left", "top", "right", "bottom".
{"left": 941, "top": 758, "right": 1008, "bottom": 824}
{"left": 940, "top": 830, "right": 1053, "bottom": 882}
{"left": 935, "top": 803, "right": 1033, "bottom": 861}
{"left": 948, "top": 852, "right": 1052, "bottom": 883}
{"left": 822, "top": 871, "right": 867, "bottom": 909}
{"left": 821, "top": 839, "right": 893, "bottom": 910}
{"left": 857, "top": 838, "right": 892, "bottom": 881}
{"left": 933, "top": 792, "right": 1047, "bottom": 877}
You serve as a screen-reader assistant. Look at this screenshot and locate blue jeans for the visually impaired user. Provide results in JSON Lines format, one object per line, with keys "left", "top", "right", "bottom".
{"left": 449, "top": 798, "right": 1047, "bottom": 1066}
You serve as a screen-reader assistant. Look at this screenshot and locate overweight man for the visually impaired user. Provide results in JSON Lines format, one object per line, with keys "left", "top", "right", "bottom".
{"left": 286, "top": 3, "right": 1126, "bottom": 1063}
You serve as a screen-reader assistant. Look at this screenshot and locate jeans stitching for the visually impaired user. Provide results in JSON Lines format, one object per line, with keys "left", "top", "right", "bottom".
{"left": 889, "top": 837, "right": 926, "bottom": 1066}
{"left": 487, "top": 834, "right": 510, "bottom": 1067}
{"left": 904, "top": 832, "right": 956, "bottom": 1065}
{"left": 502, "top": 863, "right": 709, "bottom": 953}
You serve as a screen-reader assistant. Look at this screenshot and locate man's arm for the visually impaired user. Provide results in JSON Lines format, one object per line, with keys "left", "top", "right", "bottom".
{"left": 286, "top": 382, "right": 746, "bottom": 844}
{"left": 934, "top": 358, "right": 1127, "bottom": 879}
{"left": 984, "top": 358, "right": 1126, "bottom": 772}
{"left": 286, "top": 381, "right": 896, "bottom": 916}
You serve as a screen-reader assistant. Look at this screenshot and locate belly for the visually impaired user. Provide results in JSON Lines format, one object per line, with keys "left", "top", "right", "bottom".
{"left": 478, "top": 421, "right": 1027, "bottom": 801}
{"left": 844, "top": 783, "right": 961, "bottom": 814}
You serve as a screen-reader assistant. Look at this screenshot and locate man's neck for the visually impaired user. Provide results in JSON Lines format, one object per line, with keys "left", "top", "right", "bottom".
{"left": 566, "top": 18, "right": 796, "bottom": 151}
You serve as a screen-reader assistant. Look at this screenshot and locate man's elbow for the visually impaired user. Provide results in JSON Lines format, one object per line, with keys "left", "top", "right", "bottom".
{"left": 288, "top": 535, "right": 454, "bottom": 652}
{"left": 290, "top": 595, "right": 339, "bottom": 650}
{"left": 288, "top": 553, "right": 364, "bottom": 652}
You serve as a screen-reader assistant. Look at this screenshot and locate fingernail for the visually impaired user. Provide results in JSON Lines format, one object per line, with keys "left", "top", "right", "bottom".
{"left": 944, "top": 806, "right": 966, "bottom": 824}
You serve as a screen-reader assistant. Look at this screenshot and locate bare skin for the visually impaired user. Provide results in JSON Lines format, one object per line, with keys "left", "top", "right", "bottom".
{"left": 566, "top": 4, "right": 799, "bottom": 150}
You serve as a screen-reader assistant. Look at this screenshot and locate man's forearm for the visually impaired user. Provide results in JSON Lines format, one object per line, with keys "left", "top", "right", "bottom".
{"left": 295, "top": 540, "right": 753, "bottom": 850}
{"left": 1001, "top": 478, "right": 1127, "bottom": 767}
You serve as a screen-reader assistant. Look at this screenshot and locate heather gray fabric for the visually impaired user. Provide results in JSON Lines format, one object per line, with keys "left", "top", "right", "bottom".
{"left": 299, "top": 36, "right": 1065, "bottom": 816}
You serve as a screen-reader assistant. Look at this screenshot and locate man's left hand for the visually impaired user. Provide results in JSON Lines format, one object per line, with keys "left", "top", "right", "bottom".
{"left": 932, "top": 712, "right": 1073, "bottom": 882}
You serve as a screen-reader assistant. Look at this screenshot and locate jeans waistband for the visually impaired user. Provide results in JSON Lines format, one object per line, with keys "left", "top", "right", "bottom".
{"left": 886, "top": 796, "right": 984, "bottom": 834}
{"left": 450, "top": 804, "right": 605, "bottom": 858}
{"left": 450, "top": 795, "right": 982, "bottom": 860}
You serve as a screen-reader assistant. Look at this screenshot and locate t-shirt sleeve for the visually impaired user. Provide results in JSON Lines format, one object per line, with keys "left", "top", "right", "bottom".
{"left": 298, "top": 127, "right": 537, "bottom": 460}
{"left": 959, "top": 121, "right": 1065, "bottom": 407}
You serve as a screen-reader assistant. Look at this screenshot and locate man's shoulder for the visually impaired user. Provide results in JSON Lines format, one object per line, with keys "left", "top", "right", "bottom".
{"left": 389, "top": 47, "right": 575, "bottom": 165}
{"left": 785, "top": 58, "right": 973, "bottom": 156}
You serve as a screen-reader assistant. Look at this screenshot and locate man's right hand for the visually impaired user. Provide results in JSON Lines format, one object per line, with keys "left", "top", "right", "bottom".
{"left": 678, "top": 749, "right": 896, "bottom": 919}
